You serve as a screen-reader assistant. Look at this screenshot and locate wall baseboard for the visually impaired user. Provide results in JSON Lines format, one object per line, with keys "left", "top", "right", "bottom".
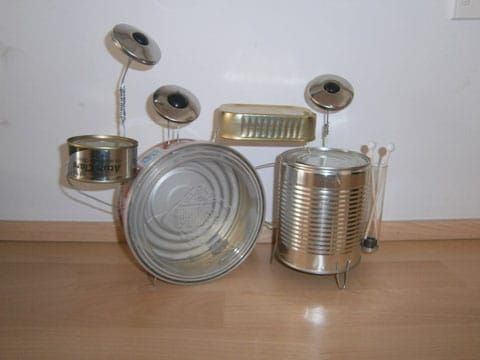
{"left": 1, "top": 219, "right": 480, "bottom": 243}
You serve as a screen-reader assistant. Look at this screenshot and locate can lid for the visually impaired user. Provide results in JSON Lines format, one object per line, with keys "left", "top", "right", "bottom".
{"left": 67, "top": 135, "right": 138, "bottom": 149}
{"left": 111, "top": 24, "right": 161, "bottom": 65}
{"left": 153, "top": 85, "right": 201, "bottom": 124}
{"left": 305, "top": 74, "right": 354, "bottom": 112}
{"left": 284, "top": 147, "right": 369, "bottom": 170}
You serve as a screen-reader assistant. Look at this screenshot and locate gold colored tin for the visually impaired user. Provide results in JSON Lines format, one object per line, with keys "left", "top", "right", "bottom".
{"left": 67, "top": 135, "right": 138, "bottom": 183}
{"left": 213, "top": 104, "right": 316, "bottom": 146}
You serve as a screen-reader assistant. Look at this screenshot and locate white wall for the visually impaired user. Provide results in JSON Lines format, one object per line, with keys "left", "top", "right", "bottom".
{"left": 1, "top": 0, "right": 479, "bottom": 222}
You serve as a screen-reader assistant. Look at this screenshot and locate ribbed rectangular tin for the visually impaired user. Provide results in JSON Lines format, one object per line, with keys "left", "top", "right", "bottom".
{"left": 213, "top": 104, "right": 316, "bottom": 146}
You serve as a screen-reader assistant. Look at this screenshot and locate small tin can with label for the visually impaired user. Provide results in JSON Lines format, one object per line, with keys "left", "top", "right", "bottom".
{"left": 67, "top": 135, "right": 138, "bottom": 184}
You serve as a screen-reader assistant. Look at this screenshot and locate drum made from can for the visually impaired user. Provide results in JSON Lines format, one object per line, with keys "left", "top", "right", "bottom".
{"left": 67, "top": 135, "right": 138, "bottom": 183}
{"left": 120, "top": 140, "right": 265, "bottom": 284}
{"left": 274, "top": 147, "right": 370, "bottom": 276}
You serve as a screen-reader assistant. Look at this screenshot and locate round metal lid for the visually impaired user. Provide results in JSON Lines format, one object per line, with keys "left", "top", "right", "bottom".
{"left": 305, "top": 74, "right": 354, "bottom": 112}
{"left": 153, "top": 85, "right": 201, "bottom": 124}
{"left": 283, "top": 147, "right": 369, "bottom": 170}
{"left": 122, "top": 141, "right": 265, "bottom": 284}
{"left": 111, "top": 24, "right": 161, "bottom": 65}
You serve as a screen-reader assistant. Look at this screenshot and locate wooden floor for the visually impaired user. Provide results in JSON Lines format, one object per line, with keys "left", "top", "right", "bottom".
{"left": 1, "top": 240, "right": 480, "bottom": 359}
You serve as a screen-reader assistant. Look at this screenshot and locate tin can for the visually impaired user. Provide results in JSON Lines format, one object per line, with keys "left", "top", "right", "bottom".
{"left": 120, "top": 140, "right": 265, "bottom": 284}
{"left": 274, "top": 147, "right": 370, "bottom": 276}
{"left": 67, "top": 135, "right": 138, "bottom": 183}
{"left": 213, "top": 104, "right": 316, "bottom": 146}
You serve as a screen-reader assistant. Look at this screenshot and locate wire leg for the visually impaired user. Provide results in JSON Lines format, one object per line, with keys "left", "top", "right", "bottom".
{"left": 149, "top": 274, "right": 158, "bottom": 287}
{"left": 270, "top": 227, "right": 279, "bottom": 264}
{"left": 65, "top": 177, "right": 114, "bottom": 214}
{"left": 335, "top": 259, "right": 351, "bottom": 289}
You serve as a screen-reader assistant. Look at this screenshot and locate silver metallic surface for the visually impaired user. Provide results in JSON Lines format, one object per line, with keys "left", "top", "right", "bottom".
{"left": 111, "top": 24, "right": 161, "bottom": 65}
{"left": 111, "top": 24, "right": 160, "bottom": 136}
{"left": 305, "top": 74, "right": 354, "bottom": 112}
{"left": 153, "top": 85, "right": 201, "bottom": 125}
{"left": 121, "top": 141, "right": 265, "bottom": 284}
{"left": 67, "top": 135, "right": 137, "bottom": 183}
{"left": 274, "top": 147, "right": 370, "bottom": 275}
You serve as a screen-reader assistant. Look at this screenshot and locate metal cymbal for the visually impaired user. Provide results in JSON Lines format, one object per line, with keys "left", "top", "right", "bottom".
{"left": 305, "top": 74, "right": 354, "bottom": 112}
{"left": 153, "top": 85, "right": 201, "bottom": 125}
{"left": 111, "top": 24, "right": 161, "bottom": 65}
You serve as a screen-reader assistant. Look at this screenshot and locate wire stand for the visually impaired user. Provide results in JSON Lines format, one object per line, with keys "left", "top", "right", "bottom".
{"left": 118, "top": 58, "right": 132, "bottom": 137}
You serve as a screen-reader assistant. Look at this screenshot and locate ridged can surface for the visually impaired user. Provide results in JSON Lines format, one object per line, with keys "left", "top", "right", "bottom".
{"left": 214, "top": 104, "right": 316, "bottom": 146}
{"left": 274, "top": 147, "right": 370, "bottom": 274}
{"left": 120, "top": 140, "right": 265, "bottom": 284}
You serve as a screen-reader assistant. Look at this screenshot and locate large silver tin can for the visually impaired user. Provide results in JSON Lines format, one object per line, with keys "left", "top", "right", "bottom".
{"left": 120, "top": 140, "right": 265, "bottom": 284}
{"left": 274, "top": 147, "right": 370, "bottom": 275}
{"left": 67, "top": 135, "right": 137, "bottom": 183}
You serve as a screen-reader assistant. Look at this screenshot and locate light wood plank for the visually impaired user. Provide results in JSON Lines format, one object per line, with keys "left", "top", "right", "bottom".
{"left": 381, "top": 219, "right": 480, "bottom": 241}
{"left": 1, "top": 241, "right": 480, "bottom": 359}
{"left": 0, "top": 221, "right": 124, "bottom": 242}
{"left": 2, "top": 219, "right": 480, "bottom": 243}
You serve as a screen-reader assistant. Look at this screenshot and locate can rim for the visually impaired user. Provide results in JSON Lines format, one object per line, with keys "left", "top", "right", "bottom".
{"left": 282, "top": 146, "right": 370, "bottom": 172}
{"left": 67, "top": 135, "right": 138, "bottom": 149}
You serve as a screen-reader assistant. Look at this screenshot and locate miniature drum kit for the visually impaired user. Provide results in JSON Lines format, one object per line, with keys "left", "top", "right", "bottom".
{"left": 66, "top": 24, "right": 393, "bottom": 288}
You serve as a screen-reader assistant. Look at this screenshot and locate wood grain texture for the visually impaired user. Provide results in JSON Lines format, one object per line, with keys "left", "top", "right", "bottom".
{"left": 2, "top": 219, "right": 480, "bottom": 243}
{"left": 0, "top": 221, "right": 124, "bottom": 242}
{"left": 1, "top": 240, "right": 480, "bottom": 359}
{"left": 381, "top": 219, "right": 480, "bottom": 241}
